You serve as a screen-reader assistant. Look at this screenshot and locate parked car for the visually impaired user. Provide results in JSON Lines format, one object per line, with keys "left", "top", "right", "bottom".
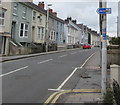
{"left": 83, "top": 44, "right": 91, "bottom": 49}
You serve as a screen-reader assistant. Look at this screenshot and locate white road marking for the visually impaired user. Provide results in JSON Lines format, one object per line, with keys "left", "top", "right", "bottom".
{"left": 0, "top": 66, "right": 28, "bottom": 77}
{"left": 80, "top": 52, "right": 96, "bottom": 69}
{"left": 38, "top": 59, "right": 53, "bottom": 64}
{"left": 48, "top": 89, "right": 64, "bottom": 92}
{"left": 58, "top": 55, "right": 67, "bottom": 58}
{"left": 71, "top": 52, "right": 77, "bottom": 55}
{"left": 57, "top": 68, "right": 78, "bottom": 90}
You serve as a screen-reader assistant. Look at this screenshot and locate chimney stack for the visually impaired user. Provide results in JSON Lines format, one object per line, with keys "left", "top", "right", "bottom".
{"left": 38, "top": 2, "right": 45, "bottom": 9}
{"left": 67, "top": 17, "right": 72, "bottom": 21}
{"left": 53, "top": 12, "right": 57, "bottom": 17}
{"left": 48, "top": 9, "right": 53, "bottom": 13}
{"left": 72, "top": 20, "right": 77, "bottom": 24}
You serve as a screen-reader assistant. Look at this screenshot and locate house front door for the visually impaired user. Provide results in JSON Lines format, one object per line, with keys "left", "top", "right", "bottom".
{"left": 0, "top": 36, "right": 2, "bottom": 54}
{"left": 11, "top": 21, "right": 16, "bottom": 40}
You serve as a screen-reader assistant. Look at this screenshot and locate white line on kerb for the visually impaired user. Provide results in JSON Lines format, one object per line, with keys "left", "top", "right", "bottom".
{"left": 58, "top": 55, "right": 67, "bottom": 58}
{"left": 38, "top": 59, "right": 53, "bottom": 64}
{"left": 57, "top": 68, "right": 78, "bottom": 90}
{"left": 80, "top": 52, "right": 96, "bottom": 69}
{"left": 71, "top": 52, "right": 77, "bottom": 55}
{"left": 0, "top": 66, "right": 28, "bottom": 77}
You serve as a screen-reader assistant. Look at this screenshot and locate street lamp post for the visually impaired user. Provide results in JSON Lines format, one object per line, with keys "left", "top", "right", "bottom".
{"left": 46, "top": 4, "right": 52, "bottom": 52}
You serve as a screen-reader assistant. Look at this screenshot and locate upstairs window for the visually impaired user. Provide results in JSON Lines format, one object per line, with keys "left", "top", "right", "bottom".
{"left": 60, "top": 34, "right": 63, "bottom": 42}
{"left": 13, "top": 3, "right": 18, "bottom": 15}
{"left": 0, "top": 10, "right": 5, "bottom": 26}
{"left": 19, "top": 23, "right": 29, "bottom": 37}
{"left": 33, "top": 11, "right": 36, "bottom": 21}
{"left": 22, "top": 7, "right": 27, "bottom": 18}
{"left": 39, "top": 14, "right": 42, "bottom": 25}
{"left": 50, "top": 31, "right": 56, "bottom": 41}
{"left": 38, "top": 27, "right": 44, "bottom": 40}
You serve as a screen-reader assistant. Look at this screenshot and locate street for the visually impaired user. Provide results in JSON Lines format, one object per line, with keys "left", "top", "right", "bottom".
{"left": 2, "top": 48, "right": 99, "bottom": 103}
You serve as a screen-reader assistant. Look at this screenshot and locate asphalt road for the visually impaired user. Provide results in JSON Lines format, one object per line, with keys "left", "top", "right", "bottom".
{"left": 2, "top": 48, "right": 99, "bottom": 103}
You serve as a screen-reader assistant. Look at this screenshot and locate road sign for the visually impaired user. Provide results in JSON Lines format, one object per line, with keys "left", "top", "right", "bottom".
{"left": 102, "top": 28, "right": 106, "bottom": 40}
{"left": 97, "top": 8, "right": 111, "bottom": 14}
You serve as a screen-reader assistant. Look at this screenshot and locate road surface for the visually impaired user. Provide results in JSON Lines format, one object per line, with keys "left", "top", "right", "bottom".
{"left": 2, "top": 48, "right": 99, "bottom": 103}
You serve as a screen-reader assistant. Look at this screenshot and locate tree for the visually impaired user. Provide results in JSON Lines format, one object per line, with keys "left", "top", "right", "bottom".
{"left": 109, "top": 37, "right": 120, "bottom": 45}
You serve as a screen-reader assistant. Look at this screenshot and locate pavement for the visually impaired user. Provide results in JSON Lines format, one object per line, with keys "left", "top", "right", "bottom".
{"left": 44, "top": 51, "right": 103, "bottom": 104}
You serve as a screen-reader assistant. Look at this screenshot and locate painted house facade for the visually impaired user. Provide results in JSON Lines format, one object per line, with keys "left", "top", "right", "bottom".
{"left": 64, "top": 17, "right": 82, "bottom": 48}
{"left": 11, "top": 2, "right": 32, "bottom": 46}
{"left": 90, "top": 31, "right": 100, "bottom": 46}
{"left": 0, "top": 1, "right": 11, "bottom": 55}
{"left": 77, "top": 24, "right": 89, "bottom": 44}
{"left": 47, "top": 9, "right": 65, "bottom": 50}
{"left": 27, "top": 2, "right": 47, "bottom": 52}
{"left": 30, "top": 2, "right": 46, "bottom": 44}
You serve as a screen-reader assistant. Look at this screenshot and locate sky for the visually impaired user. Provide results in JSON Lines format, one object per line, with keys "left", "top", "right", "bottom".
{"left": 33, "top": 0, "right": 118, "bottom": 37}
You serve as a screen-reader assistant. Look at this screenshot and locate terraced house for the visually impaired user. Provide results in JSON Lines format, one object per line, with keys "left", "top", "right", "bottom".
{"left": 0, "top": 1, "right": 11, "bottom": 55}
{"left": 10, "top": 2, "right": 33, "bottom": 55}
{"left": 64, "top": 17, "right": 82, "bottom": 49}
{"left": 1, "top": 1, "right": 33, "bottom": 55}
{"left": 28, "top": 2, "right": 46, "bottom": 52}
{"left": 47, "top": 9, "right": 65, "bottom": 51}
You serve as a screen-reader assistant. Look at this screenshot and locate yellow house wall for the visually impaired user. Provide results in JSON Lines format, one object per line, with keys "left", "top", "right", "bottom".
{"left": 0, "top": 2, "right": 12, "bottom": 34}
{"left": 32, "top": 9, "right": 46, "bottom": 43}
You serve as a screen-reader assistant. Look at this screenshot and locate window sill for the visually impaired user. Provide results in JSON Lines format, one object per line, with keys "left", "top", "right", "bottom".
{"left": 22, "top": 17, "right": 26, "bottom": 20}
{"left": 12, "top": 13, "right": 18, "bottom": 16}
{"left": 19, "top": 36, "right": 28, "bottom": 38}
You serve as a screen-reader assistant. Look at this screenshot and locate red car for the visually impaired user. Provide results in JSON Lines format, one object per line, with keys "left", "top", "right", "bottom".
{"left": 83, "top": 44, "right": 91, "bottom": 49}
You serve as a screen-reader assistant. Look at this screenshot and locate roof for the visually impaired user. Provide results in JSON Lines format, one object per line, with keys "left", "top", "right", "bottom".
{"left": 21, "top": 2, "right": 65, "bottom": 24}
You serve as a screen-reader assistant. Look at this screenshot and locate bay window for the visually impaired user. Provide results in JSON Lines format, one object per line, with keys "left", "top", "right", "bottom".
{"left": 19, "top": 23, "right": 29, "bottom": 37}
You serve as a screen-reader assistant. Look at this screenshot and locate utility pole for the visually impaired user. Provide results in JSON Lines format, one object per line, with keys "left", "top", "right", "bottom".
{"left": 101, "top": 0, "right": 107, "bottom": 96}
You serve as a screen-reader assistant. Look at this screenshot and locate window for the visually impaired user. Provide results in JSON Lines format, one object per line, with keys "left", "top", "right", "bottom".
{"left": 22, "top": 7, "right": 27, "bottom": 18}
{"left": 54, "top": 32, "right": 56, "bottom": 40}
{"left": 60, "top": 34, "right": 63, "bottom": 42}
{"left": 38, "top": 27, "right": 44, "bottom": 40}
{"left": 0, "top": 11, "right": 5, "bottom": 26}
{"left": 39, "top": 14, "right": 42, "bottom": 25}
{"left": 13, "top": 3, "right": 18, "bottom": 15}
{"left": 50, "top": 31, "right": 56, "bottom": 41}
{"left": 33, "top": 11, "right": 36, "bottom": 21}
{"left": 50, "top": 31, "right": 53, "bottom": 40}
{"left": 19, "top": 23, "right": 29, "bottom": 37}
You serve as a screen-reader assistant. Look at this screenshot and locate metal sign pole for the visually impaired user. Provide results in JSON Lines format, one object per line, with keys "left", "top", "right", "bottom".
{"left": 101, "top": 0, "right": 107, "bottom": 96}
{"left": 99, "top": 0, "right": 102, "bottom": 68}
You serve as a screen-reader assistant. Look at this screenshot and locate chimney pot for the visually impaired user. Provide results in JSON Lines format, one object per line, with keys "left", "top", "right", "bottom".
{"left": 49, "top": 9, "right": 53, "bottom": 13}
{"left": 38, "top": 1, "right": 45, "bottom": 9}
{"left": 53, "top": 12, "right": 57, "bottom": 17}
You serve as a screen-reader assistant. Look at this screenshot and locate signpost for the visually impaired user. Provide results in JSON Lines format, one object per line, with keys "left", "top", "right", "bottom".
{"left": 97, "top": 8, "right": 111, "bottom": 14}
{"left": 97, "top": 2, "right": 111, "bottom": 96}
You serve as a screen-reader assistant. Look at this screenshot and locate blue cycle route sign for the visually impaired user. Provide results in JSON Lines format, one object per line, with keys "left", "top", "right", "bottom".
{"left": 102, "top": 28, "right": 106, "bottom": 40}
{"left": 96, "top": 8, "right": 111, "bottom": 14}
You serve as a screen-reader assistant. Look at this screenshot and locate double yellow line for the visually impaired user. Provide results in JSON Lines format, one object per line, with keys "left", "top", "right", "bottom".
{"left": 43, "top": 89, "right": 101, "bottom": 105}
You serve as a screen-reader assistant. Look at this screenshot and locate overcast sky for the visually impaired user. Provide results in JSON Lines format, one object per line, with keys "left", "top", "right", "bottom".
{"left": 33, "top": 0, "right": 118, "bottom": 37}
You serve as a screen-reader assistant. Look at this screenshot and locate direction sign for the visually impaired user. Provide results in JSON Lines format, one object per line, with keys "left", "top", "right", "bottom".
{"left": 97, "top": 8, "right": 111, "bottom": 14}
